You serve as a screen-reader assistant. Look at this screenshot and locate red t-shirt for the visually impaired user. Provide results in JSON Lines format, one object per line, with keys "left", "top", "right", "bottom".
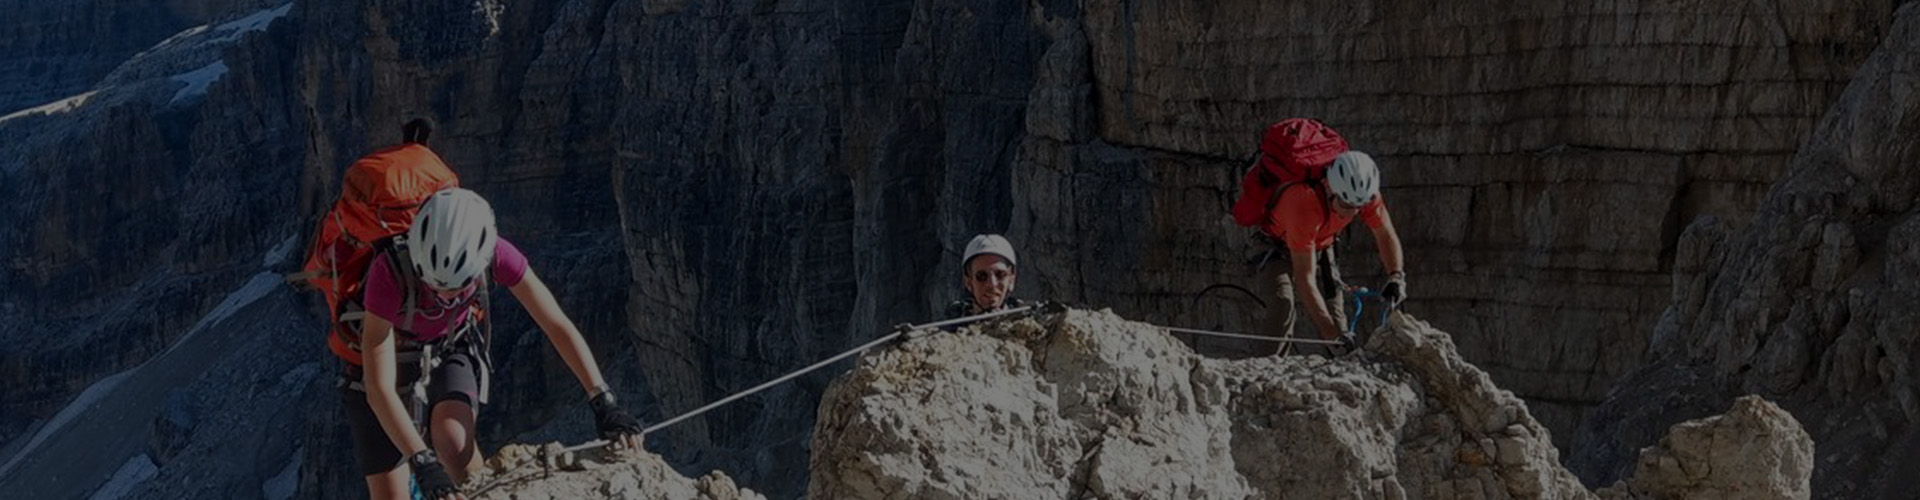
{"left": 363, "top": 238, "right": 529, "bottom": 341}
{"left": 1264, "top": 184, "right": 1389, "bottom": 252}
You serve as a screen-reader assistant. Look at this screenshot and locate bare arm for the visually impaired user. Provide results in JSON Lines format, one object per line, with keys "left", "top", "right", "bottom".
{"left": 1370, "top": 211, "right": 1405, "bottom": 275}
{"left": 1292, "top": 249, "right": 1343, "bottom": 340}
{"left": 361, "top": 314, "right": 432, "bottom": 457}
{"left": 508, "top": 268, "right": 610, "bottom": 397}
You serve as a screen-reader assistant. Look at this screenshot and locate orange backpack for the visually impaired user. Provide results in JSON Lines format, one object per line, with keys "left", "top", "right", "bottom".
{"left": 297, "top": 142, "right": 458, "bottom": 365}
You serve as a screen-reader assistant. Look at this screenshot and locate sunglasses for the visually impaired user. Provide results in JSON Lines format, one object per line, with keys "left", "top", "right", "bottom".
{"left": 970, "top": 269, "right": 1014, "bottom": 283}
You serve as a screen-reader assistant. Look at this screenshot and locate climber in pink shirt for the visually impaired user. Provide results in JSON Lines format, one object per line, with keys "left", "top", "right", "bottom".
{"left": 341, "top": 188, "right": 644, "bottom": 500}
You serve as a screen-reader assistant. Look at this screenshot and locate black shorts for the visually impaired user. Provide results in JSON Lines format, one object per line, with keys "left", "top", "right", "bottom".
{"left": 340, "top": 349, "right": 487, "bottom": 476}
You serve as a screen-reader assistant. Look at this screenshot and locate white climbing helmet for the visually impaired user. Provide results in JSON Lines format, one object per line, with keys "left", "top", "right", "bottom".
{"left": 962, "top": 234, "right": 1018, "bottom": 269}
{"left": 407, "top": 188, "right": 497, "bottom": 291}
{"left": 1325, "top": 150, "right": 1380, "bottom": 207}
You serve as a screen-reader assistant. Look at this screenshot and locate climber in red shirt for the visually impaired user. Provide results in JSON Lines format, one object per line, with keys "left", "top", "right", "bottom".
{"left": 1251, "top": 150, "right": 1406, "bottom": 355}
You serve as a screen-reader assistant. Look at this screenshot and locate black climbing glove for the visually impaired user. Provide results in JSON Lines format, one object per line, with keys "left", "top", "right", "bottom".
{"left": 1335, "top": 331, "right": 1359, "bottom": 355}
{"left": 1381, "top": 271, "right": 1407, "bottom": 309}
{"left": 894, "top": 322, "right": 934, "bottom": 340}
{"left": 589, "top": 391, "right": 645, "bottom": 442}
{"left": 1036, "top": 300, "right": 1073, "bottom": 314}
{"left": 408, "top": 450, "right": 461, "bottom": 500}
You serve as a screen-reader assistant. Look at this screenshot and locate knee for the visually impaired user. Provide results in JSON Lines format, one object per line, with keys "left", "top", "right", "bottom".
{"left": 429, "top": 400, "right": 475, "bottom": 450}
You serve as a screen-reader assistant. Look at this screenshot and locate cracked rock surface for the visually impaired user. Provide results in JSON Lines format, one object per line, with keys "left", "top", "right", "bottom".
{"left": 466, "top": 442, "right": 765, "bottom": 500}
{"left": 809, "top": 309, "right": 1811, "bottom": 499}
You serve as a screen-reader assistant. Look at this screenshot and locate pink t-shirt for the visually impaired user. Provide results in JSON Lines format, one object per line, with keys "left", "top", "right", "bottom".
{"left": 363, "top": 238, "right": 529, "bottom": 341}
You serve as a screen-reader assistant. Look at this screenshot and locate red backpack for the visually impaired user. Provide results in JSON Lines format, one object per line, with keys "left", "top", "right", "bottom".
{"left": 1231, "top": 118, "right": 1349, "bottom": 227}
{"left": 294, "top": 142, "right": 459, "bottom": 365}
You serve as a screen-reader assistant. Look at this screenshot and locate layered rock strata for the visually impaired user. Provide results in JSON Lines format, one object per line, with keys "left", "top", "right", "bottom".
{"left": 0, "top": 1, "right": 1901, "bottom": 498}
{"left": 1575, "top": 5, "right": 1920, "bottom": 499}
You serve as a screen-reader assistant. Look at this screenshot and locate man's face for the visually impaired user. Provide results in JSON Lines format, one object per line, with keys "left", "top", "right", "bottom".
{"left": 963, "top": 255, "right": 1016, "bottom": 310}
{"left": 1330, "top": 195, "right": 1365, "bottom": 218}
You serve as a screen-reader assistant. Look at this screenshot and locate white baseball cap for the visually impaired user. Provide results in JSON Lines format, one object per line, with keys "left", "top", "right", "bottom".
{"left": 962, "top": 234, "right": 1018, "bottom": 268}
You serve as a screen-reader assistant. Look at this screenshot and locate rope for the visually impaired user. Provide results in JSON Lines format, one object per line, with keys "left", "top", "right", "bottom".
{"left": 560, "top": 305, "right": 1043, "bottom": 454}
{"left": 1175, "top": 285, "right": 1394, "bottom": 346}
{"left": 1190, "top": 283, "right": 1266, "bottom": 309}
{"left": 1162, "top": 326, "right": 1345, "bottom": 345}
{"left": 556, "top": 299, "right": 1394, "bottom": 457}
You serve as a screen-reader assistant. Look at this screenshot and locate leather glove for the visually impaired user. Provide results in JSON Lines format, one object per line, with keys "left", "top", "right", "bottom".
{"left": 408, "top": 450, "right": 462, "bottom": 500}
{"left": 1381, "top": 271, "right": 1407, "bottom": 308}
{"left": 589, "top": 391, "right": 645, "bottom": 443}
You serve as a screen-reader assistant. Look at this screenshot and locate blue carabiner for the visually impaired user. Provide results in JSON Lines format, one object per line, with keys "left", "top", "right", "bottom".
{"left": 1347, "top": 287, "right": 1390, "bottom": 333}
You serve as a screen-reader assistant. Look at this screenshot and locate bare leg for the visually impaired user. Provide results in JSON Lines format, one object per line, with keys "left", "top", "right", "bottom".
{"left": 364, "top": 467, "right": 410, "bottom": 500}
{"left": 430, "top": 399, "right": 483, "bottom": 482}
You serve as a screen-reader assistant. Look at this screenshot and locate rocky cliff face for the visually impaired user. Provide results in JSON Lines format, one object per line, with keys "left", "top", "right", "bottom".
{"left": 1013, "top": 0, "right": 1895, "bottom": 452}
{"left": 0, "top": 0, "right": 284, "bottom": 115}
{"left": 609, "top": 4, "right": 1896, "bottom": 492}
{"left": 0, "top": 0, "right": 308, "bottom": 469}
{"left": 0, "top": 1, "right": 649, "bottom": 497}
{"left": 0, "top": 0, "right": 1901, "bottom": 498}
{"left": 1572, "top": 5, "right": 1920, "bottom": 499}
{"left": 808, "top": 308, "right": 1812, "bottom": 499}
{"left": 463, "top": 442, "right": 763, "bottom": 500}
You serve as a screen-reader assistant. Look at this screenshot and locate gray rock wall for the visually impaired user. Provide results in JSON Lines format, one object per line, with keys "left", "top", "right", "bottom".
{"left": 1020, "top": 0, "right": 1894, "bottom": 453}
{"left": 0, "top": 0, "right": 308, "bottom": 459}
{"left": 1573, "top": 5, "right": 1920, "bottom": 498}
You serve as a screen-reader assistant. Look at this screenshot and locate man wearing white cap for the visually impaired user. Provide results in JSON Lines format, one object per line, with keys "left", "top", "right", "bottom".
{"left": 945, "top": 234, "right": 1029, "bottom": 319}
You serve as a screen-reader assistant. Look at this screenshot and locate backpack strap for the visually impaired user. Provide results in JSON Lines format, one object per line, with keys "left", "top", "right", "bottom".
{"left": 472, "top": 269, "right": 494, "bottom": 403}
{"left": 382, "top": 236, "right": 423, "bottom": 334}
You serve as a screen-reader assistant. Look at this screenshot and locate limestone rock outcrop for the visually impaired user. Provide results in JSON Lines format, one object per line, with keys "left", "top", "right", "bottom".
{"left": 1597, "top": 396, "right": 1813, "bottom": 500}
{"left": 809, "top": 308, "right": 1810, "bottom": 499}
{"left": 464, "top": 442, "right": 763, "bottom": 500}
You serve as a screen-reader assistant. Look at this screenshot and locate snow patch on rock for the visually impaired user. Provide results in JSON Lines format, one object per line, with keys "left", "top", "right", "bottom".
{"left": 168, "top": 61, "right": 228, "bottom": 104}
{"left": 211, "top": 3, "right": 294, "bottom": 44}
{"left": 0, "top": 91, "right": 98, "bottom": 125}
{"left": 85, "top": 454, "right": 158, "bottom": 500}
{"left": 261, "top": 448, "right": 302, "bottom": 500}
